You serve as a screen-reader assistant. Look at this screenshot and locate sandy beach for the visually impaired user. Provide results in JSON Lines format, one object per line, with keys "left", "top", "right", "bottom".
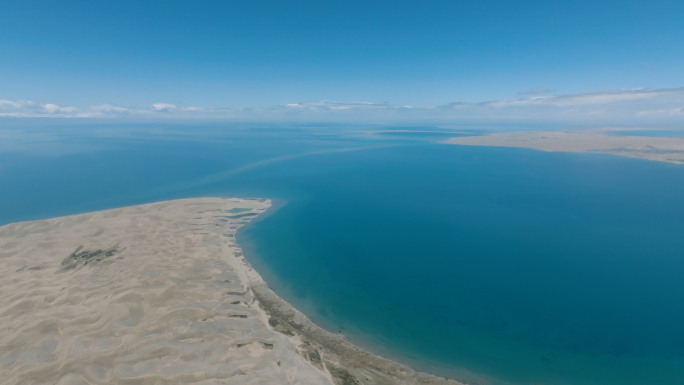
{"left": 0, "top": 197, "right": 460, "bottom": 385}
{"left": 443, "top": 131, "right": 684, "bottom": 164}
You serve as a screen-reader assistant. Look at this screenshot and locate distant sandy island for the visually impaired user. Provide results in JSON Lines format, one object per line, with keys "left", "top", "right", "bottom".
{"left": 0, "top": 198, "right": 460, "bottom": 385}
{"left": 443, "top": 131, "right": 684, "bottom": 164}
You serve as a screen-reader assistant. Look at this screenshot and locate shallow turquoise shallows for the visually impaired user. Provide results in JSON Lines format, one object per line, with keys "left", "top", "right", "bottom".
{"left": 2, "top": 123, "right": 684, "bottom": 385}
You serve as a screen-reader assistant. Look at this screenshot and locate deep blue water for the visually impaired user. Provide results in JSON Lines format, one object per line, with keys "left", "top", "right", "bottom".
{"left": 2, "top": 122, "right": 684, "bottom": 385}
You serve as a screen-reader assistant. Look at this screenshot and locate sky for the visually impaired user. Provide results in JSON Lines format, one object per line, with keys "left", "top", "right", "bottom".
{"left": 1, "top": 0, "right": 683, "bottom": 122}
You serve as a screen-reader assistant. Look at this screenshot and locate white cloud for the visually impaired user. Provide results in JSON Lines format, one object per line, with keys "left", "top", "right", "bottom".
{"left": 282, "top": 100, "right": 395, "bottom": 111}
{"left": 0, "top": 100, "right": 86, "bottom": 117}
{"left": 635, "top": 107, "right": 684, "bottom": 117}
{"left": 2, "top": 87, "right": 684, "bottom": 122}
{"left": 0, "top": 99, "right": 240, "bottom": 118}
{"left": 423, "top": 87, "right": 684, "bottom": 122}
{"left": 43, "top": 104, "right": 78, "bottom": 114}
{"left": 91, "top": 104, "right": 132, "bottom": 113}
{"left": 152, "top": 103, "right": 177, "bottom": 112}
{"left": 481, "top": 87, "right": 684, "bottom": 108}
{"left": 0, "top": 100, "right": 23, "bottom": 109}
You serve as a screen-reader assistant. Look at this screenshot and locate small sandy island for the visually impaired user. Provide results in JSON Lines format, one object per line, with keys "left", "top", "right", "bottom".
{"left": 443, "top": 131, "right": 684, "bottom": 164}
{"left": 0, "top": 198, "right": 460, "bottom": 385}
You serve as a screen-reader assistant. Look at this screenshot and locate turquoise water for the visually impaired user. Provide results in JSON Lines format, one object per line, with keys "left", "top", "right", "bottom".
{"left": 369, "top": 131, "right": 479, "bottom": 139}
{"left": 2, "top": 122, "right": 684, "bottom": 384}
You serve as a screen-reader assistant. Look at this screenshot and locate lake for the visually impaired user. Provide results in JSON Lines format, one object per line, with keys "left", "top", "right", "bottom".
{"left": 2, "top": 121, "right": 684, "bottom": 384}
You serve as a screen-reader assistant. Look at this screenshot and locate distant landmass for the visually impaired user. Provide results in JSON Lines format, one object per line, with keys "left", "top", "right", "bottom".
{"left": 443, "top": 130, "right": 684, "bottom": 164}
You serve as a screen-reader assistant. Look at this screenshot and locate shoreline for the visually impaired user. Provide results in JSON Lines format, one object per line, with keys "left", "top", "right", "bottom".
{"left": 442, "top": 131, "right": 684, "bottom": 165}
{"left": 0, "top": 197, "right": 463, "bottom": 385}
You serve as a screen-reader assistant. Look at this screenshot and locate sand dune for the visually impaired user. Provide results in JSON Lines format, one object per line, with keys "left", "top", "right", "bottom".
{"left": 0, "top": 198, "right": 459, "bottom": 385}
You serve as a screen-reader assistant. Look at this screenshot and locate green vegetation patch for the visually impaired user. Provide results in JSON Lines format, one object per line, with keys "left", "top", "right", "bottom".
{"left": 61, "top": 245, "right": 122, "bottom": 270}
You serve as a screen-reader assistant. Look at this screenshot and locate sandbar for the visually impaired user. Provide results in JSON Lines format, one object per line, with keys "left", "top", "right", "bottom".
{"left": 442, "top": 131, "right": 684, "bottom": 164}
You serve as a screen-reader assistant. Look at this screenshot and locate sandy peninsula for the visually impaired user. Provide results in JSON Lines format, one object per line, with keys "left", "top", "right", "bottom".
{"left": 0, "top": 198, "right": 461, "bottom": 385}
{"left": 443, "top": 131, "right": 684, "bottom": 164}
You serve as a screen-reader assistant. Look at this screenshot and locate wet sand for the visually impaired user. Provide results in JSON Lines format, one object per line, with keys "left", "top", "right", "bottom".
{"left": 0, "top": 198, "right": 461, "bottom": 385}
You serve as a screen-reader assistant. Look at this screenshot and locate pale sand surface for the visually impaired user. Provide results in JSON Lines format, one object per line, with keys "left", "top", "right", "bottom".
{"left": 443, "top": 131, "right": 684, "bottom": 164}
{"left": 0, "top": 198, "right": 460, "bottom": 385}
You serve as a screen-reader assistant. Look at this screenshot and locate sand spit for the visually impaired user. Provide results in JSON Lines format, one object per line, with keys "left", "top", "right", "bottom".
{"left": 443, "top": 131, "right": 684, "bottom": 164}
{"left": 0, "top": 198, "right": 461, "bottom": 385}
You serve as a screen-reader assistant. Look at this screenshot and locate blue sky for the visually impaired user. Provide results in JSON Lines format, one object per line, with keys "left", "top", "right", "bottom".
{"left": 1, "top": 0, "right": 683, "bottom": 122}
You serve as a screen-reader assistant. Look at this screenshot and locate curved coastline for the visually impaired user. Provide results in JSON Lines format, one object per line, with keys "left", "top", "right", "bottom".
{"left": 0, "top": 197, "right": 461, "bottom": 385}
